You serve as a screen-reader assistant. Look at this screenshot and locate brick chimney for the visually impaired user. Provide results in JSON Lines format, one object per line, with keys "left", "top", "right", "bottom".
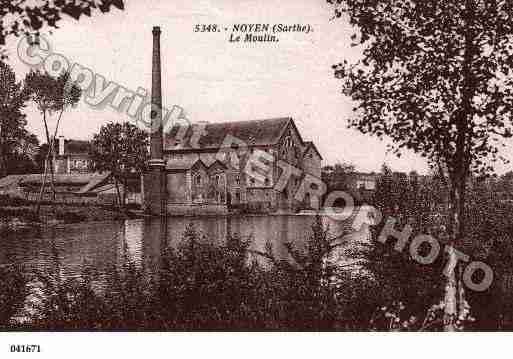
{"left": 150, "top": 26, "right": 163, "bottom": 161}
{"left": 143, "top": 26, "right": 166, "bottom": 215}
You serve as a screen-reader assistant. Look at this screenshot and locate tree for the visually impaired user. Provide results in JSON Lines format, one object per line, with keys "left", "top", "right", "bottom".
{"left": 25, "top": 70, "right": 81, "bottom": 211}
{"left": 0, "top": 0, "right": 124, "bottom": 59}
{"left": 322, "top": 162, "right": 356, "bottom": 191}
{"left": 0, "top": 62, "right": 33, "bottom": 178}
{"left": 90, "top": 122, "right": 149, "bottom": 210}
{"left": 330, "top": 0, "right": 513, "bottom": 330}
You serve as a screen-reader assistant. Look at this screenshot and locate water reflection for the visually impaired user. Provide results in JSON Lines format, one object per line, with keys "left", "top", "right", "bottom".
{"left": 0, "top": 215, "right": 369, "bottom": 278}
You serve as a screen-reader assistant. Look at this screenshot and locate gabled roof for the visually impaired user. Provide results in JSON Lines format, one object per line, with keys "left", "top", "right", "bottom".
{"left": 166, "top": 156, "right": 228, "bottom": 172}
{"left": 303, "top": 141, "right": 323, "bottom": 160}
{"left": 20, "top": 173, "right": 106, "bottom": 187}
{"left": 207, "top": 159, "right": 227, "bottom": 171}
{"left": 164, "top": 117, "right": 293, "bottom": 151}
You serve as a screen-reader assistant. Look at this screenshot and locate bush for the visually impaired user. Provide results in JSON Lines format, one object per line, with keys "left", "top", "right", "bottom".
{"left": 0, "top": 207, "right": 39, "bottom": 222}
{"left": 19, "top": 220, "right": 350, "bottom": 330}
{"left": 0, "top": 194, "right": 31, "bottom": 207}
{"left": 0, "top": 265, "right": 28, "bottom": 328}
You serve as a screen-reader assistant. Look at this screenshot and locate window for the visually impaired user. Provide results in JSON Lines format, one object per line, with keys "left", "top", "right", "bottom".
{"left": 250, "top": 178, "right": 255, "bottom": 185}
{"left": 265, "top": 178, "right": 269, "bottom": 186}
{"left": 214, "top": 174, "right": 222, "bottom": 185}
{"left": 194, "top": 174, "right": 201, "bottom": 185}
{"left": 235, "top": 175, "right": 240, "bottom": 185}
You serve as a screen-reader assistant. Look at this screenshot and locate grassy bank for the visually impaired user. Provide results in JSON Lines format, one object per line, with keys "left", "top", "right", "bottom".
{"left": 0, "top": 195, "right": 139, "bottom": 228}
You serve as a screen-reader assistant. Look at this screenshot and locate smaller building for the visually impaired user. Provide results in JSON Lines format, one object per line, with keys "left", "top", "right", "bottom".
{"left": 52, "top": 137, "right": 92, "bottom": 175}
{"left": 0, "top": 172, "right": 140, "bottom": 206}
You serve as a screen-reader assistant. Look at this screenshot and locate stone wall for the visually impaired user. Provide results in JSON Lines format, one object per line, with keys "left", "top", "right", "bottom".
{"left": 302, "top": 147, "right": 322, "bottom": 178}
{"left": 166, "top": 172, "right": 188, "bottom": 203}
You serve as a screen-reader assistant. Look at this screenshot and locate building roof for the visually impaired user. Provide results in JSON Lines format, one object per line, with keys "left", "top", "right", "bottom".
{"left": 76, "top": 172, "right": 111, "bottom": 193}
{"left": 303, "top": 141, "right": 323, "bottom": 160}
{"left": 20, "top": 173, "right": 106, "bottom": 186}
{"left": 166, "top": 157, "right": 227, "bottom": 172}
{"left": 164, "top": 117, "right": 294, "bottom": 151}
{"left": 166, "top": 158, "right": 200, "bottom": 171}
{"left": 86, "top": 183, "right": 117, "bottom": 194}
{"left": 0, "top": 172, "right": 119, "bottom": 195}
{"left": 52, "top": 139, "right": 91, "bottom": 156}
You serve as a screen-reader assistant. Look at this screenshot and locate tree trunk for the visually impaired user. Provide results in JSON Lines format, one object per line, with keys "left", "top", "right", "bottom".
{"left": 122, "top": 176, "right": 127, "bottom": 209}
{"left": 114, "top": 177, "right": 123, "bottom": 211}
{"left": 49, "top": 138, "right": 56, "bottom": 201}
{"left": 0, "top": 119, "right": 7, "bottom": 178}
{"left": 444, "top": 170, "right": 467, "bottom": 331}
{"left": 49, "top": 108, "right": 65, "bottom": 202}
{"left": 35, "top": 157, "right": 49, "bottom": 217}
{"left": 36, "top": 110, "right": 51, "bottom": 216}
{"left": 443, "top": 0, "right": 476, "bottom": 330}
{"left": 41, "top": 110, "right": 56, "bottom": 202}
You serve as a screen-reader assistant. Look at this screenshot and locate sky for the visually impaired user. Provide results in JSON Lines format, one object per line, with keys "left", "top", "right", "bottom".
{"left": 5, "top": 0, "right": 510, "bottom": 175}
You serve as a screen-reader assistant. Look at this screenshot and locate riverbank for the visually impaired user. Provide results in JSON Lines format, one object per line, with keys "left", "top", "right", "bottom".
{"left": 0, "top": 202, "right": 138, "bottom": 233}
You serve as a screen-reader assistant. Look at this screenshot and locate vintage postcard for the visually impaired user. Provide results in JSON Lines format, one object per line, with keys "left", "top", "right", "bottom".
{"left": 1, "top": 0, "right": 512, "bottom": 356}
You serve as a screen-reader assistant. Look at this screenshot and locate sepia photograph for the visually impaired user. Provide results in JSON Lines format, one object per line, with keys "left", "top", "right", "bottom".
{"left": 1, "top": 0, "right": 513, "bottom": 356}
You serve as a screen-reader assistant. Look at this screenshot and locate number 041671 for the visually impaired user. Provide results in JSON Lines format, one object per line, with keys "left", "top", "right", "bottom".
{"left": 10, "top": 345, "right": 41, "bottom": 353}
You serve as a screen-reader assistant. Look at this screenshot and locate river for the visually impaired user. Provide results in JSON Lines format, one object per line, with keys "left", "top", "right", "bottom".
{"left": 0, "top": 214, "right": 371, "bottom": 278}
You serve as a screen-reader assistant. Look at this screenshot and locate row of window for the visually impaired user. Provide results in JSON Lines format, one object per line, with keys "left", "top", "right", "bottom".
{"left": 192, "top": 172, "right": 275, "bottom": 188}
{"left": 193, "top": 173, "right": 226, "bottom": 186}
{"left": 247, "top": 177, "right": 271, "bottom": 186}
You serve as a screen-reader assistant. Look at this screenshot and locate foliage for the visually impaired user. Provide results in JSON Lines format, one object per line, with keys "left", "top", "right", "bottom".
{"left": 6, "top": 219, "right": 365, "bottom": 331}
{"left": 328, "top": 0, "right": 513, "bottom": 329}
{"left": 0, "top": 0, "right": 124, "bottom": 58}
{"left": 0, "top": 265, "right": 28, "bottom": 328}
{"left": 330, "top": 0, "right": 513, "bottom": 177}
{"left": 321, "top": 162, "right": 356, "bottom": 191}
{"left": 25, "top": 71, "right": 81, "bottom": 117}
{"left": 0, "top": 62, "right": 37, "bottom": 177}
{"left": 461, "top": 176, "right": 513, "bottom": 330}
{"left": 25, "top": 70, "right": 81, "bottom": 207}
{"left": 90, "top": 122, "right": 149, "bottom": 208}
{"left": 347, "top": 172, "right": 449, "bottom": 328}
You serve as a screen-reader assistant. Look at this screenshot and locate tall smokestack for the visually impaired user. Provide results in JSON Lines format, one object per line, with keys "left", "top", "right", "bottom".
{"left": 150, "top": 26, "right": 163, "bottom": 160}
{"left": 143, "top": 26, "right": 166, "bottom": 216}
